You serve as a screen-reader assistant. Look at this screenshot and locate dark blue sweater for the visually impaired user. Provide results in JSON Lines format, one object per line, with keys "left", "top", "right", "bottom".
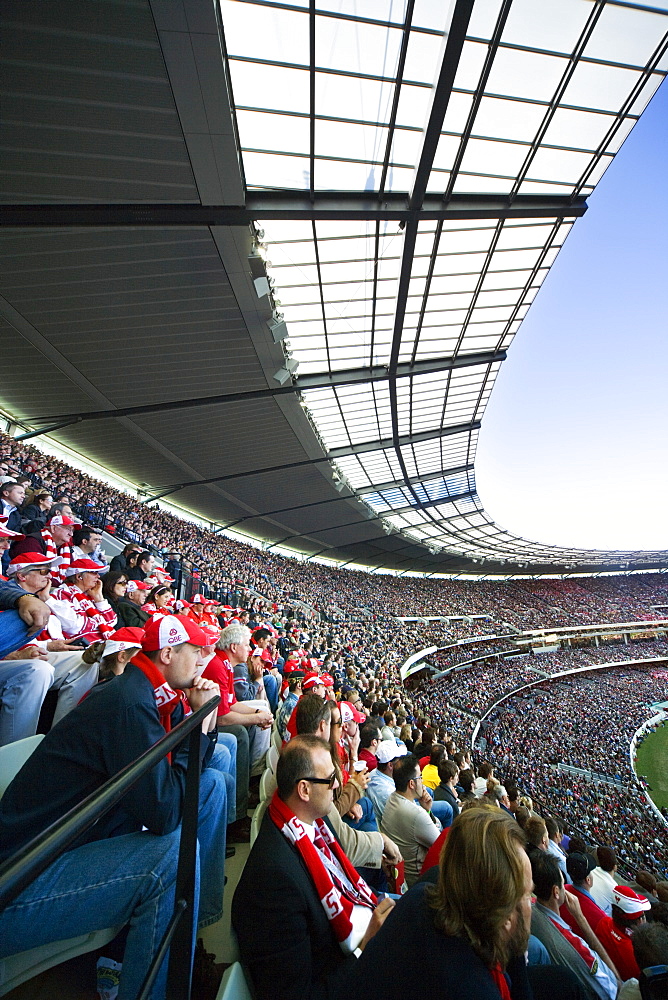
{"left": 0, "top": 662, "right": 213, "bottom": 862}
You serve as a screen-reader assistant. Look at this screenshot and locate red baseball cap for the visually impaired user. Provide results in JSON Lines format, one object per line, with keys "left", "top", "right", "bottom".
{"left": 7, "top": 553, "right": 62, "bottom": 575}
{"left": 127, "top": 580, "right": 152, "bottom": 592}
{"left": 339, "top": 701, "right": 366, "bottom": 725}
{"left": 192, "top": 594, "right": 221, "bottom": 606}
{"left": 141, "top": 614, "right": 210, "bottom": 652}
{"left": 64, "top": 558, "right": 108, "bottom": 577}
{"left": 103, "top": 627, "right": 145, "bottom": 657}
{"left": 199, "top": 625, "right": 221, "bottom": 646}
{"left": 0, "top": 525, "right": 24, "bottom": 540}
{"left": 302, "top": 672, "right": 325, "bottom": 691}
{"left": 47, "top": 514, "right": 81, "bottom": 527}
{"left": 611, "top": 886, "right": 651, "bottom": 918}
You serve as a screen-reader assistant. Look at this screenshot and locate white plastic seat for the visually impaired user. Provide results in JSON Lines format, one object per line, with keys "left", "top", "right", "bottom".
{"left": 267, "top": 743, "right": 279, "bottom": 773}
{"left": 259, "top": 767, "right": 274, "bottom": 802}
{"left": 0, "top": 734, "right": 44, "bottom": 797}
{"left": 250, "top": 798, "right": 268, "bottom": 845}
{"left": 216, "top": 961, "right": 253, "bottom": 1000}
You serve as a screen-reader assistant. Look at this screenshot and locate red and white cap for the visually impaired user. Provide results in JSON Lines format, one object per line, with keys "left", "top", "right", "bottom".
{"left": 612, "top": 886, "right": 651, "bottom": 918}
{"left": 141, "top": 614, "right": 210, "bottom": 652}
{"left": 339, "top": 701, "right": 366, "bottom": 725}
{"left": 0, "top": 524, "right": 24, "bottom": 540}
{"left": 302, "top": 671, "right": 325, "bottom": 691}
{"left": 127, "top": 580, "right": 152, "bottom": 592}
{"left": 320, "top": 672, "right": 335, "bottom": 688}
{"left": 199, "top": 625, "right": 221, "bottom": 647}
{"left": 47, "top": 514, "right": 81, "bottom": 527}
{"left": 103, "top": 627, "right": 145, "bottom": 658}
{"left": 251, "top": 646, "right": 273, "bottom": 665}
{"left": 64, "top": 558, "right": 109, "bottom": 577}
{"left": 192, "top": 594, "right": 221, "bottom": 606}
{"left": 7, "top": 552, "right": 63, "bottom": 575}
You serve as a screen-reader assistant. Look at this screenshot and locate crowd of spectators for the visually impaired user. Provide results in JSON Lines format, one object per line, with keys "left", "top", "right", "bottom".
{"left": 481, "top": 665, "right": 668, "bottom": 874}
{"left": 3, "top": 432, "right": 668, "bottom": 625}
{"left": 1, "top": 432, "right": 668, "bottom": 998}
{"left": 418, "top": 640, "right": 668, "bottom": 721}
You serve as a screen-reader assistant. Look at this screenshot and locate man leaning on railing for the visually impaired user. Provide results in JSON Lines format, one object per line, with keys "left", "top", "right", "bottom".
{"left": 0, "top": 613, "right": 228, "bottom": 1000}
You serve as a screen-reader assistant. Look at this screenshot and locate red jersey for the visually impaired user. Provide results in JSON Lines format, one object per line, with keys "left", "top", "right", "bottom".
{"left": 595, "top": 916, "right": 640, "bottom": 982}
{"left": 202, "top": 651, "right": 237, "bottom": 718}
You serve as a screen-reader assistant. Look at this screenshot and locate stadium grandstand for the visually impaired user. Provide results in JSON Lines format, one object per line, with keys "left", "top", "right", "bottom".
{"left": 0, "top": 2, "right": 667, "bottom": 999}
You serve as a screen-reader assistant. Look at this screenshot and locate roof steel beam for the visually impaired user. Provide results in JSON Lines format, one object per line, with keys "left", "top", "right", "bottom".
{"left": 328, "top": 421, "right": 480, "bottom": 459}
{"left": 0, "top": 194, "right": 587, "bottom": 228}
{"left": 24, "top": 357, "right": 500, "bottom": 431}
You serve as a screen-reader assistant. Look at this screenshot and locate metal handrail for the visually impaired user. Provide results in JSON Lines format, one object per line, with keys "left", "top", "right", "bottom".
{"left": 0, "top": 695, "right": 220, "bottom": 1000}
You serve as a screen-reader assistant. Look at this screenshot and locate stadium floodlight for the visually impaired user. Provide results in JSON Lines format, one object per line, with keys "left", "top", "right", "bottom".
{"left": 267, "top": 314, "right": 288, "bottom": 343}
{"left": 273, "top": 358, "right": 299, "bottom": 384}
{"left": 248, "top": 250, "right": 266, "bottom": 278}
{"left": 254, "top": 275, "right": 270, "bottom": 297}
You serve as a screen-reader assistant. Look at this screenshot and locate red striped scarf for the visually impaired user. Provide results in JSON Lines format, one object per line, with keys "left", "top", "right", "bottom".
{"left": 269, "top": 790, "right": 376, "bottom": 949}
{"left": 50, "top": 582, "right": 117, "bottom": 640}
{"left": 130, "top": 651, "right": 190, "bottom": 762}
{"left": 42, "top": 529, "right": 71, "bottom": 585}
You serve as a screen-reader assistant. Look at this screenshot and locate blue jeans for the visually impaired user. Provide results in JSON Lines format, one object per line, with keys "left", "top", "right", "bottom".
{"left": 0, "top": 830, "right": 182, "bottom": 1000}
{"left": 211, "top": 735, "right": 237, "bottom": 825}
{"left": 0, "top": 767, "right": 227, "bottom": 999}
{"left": 0, "top": 655, "right": 52, "bottom": 746}
{"left": 342, "top": 795, "right": 378, "bottom": 833}
{"left": 423, "top": 786, "right": 453, "bottom": 828}
{"left": 263, "top": 673, "right": 279, "bottom": 713}
{"left": 0, "top": 609, "right": 33, "bottom": 659}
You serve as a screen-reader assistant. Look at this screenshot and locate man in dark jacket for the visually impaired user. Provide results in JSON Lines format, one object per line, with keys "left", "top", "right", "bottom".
{"left": 0, "top": 480, "right": 25, "bottom": 535}
{"left": 116, "top": 579, "right": 152, "bottom": 627}
{"left": 0, "top": 613, "right": 227, "bottom": 1000}
{"left": 433, "top": 757, "right": 461, "bottom": 820}
{"left": 354, "top": 809, "right": 587, "bottom": 999}
{"left": 233, "top": 735, "right": 394, "bottom": 1000}
{"left": 109, "top": 543, "right": 142, "bottom": 575}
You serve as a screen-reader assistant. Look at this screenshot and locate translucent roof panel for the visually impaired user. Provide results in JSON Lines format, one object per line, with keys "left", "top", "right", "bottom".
{"left": 219, "top": 0, "right": 668, "bottom": 569}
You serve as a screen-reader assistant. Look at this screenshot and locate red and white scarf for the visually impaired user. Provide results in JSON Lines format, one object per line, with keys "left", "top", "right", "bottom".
{"left": 50, "top": 582, "right": 117, "bottom": 641}
{"left": 42, "top": 529, "right": 71, "bottom": 585}
{"left": 130, "top": 650, "right": 191, "bottom": 761}
{"left": 269, "top": 790, "right": 376, "bottom": 948}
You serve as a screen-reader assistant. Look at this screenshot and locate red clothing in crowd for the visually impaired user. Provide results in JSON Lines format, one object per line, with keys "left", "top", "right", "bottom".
{"left": 202, "top": 651, "right": 237, "bottom": 718}
{"left": 559, "top": 885, "right": 606, "bottom": 937}
{"left": 594, "top": 916, "right": 641, "bottom": 982}
{"left": 358, "top": 748, "right": 377, "bottom": 772}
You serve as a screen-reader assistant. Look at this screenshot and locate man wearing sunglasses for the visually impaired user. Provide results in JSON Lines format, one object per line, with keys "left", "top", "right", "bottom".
{"left": 233, "top": 734, "right": 395, "bottom": 1000}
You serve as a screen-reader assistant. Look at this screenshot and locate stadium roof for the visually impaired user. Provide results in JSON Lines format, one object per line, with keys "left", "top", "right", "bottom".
{"left": 1, "top": 0, "right": 667, "bottom": 576}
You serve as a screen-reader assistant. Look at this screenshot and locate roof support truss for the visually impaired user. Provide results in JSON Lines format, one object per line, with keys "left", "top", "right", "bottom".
{"left": 0, "top": 194, "right": 587, "bottom": 228}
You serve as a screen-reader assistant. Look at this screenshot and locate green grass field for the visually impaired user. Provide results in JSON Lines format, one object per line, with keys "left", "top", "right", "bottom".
{"left": 635, "top": 719, "right": 668, "bottom": 811}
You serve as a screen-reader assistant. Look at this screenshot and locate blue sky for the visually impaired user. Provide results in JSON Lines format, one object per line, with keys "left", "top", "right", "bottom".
{"left": 476, "top": 80, "right": 668, "bottom": 553}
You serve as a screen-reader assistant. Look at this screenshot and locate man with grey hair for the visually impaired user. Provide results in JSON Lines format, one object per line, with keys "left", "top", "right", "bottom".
{"left": 203, "top": 622, "right": 273, "bottom": 841}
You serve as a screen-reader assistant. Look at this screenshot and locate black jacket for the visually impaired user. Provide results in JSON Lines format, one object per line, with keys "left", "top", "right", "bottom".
{"left": 232, "top": 811, "right": 359, "bottom": 1000}
{"left": 432, "top": 782, "right": 461, "bottom": 818}
{"left": 115, "top": 596, "right": 150, "bottom": 628}
{"left": 0, "top": 662, "right": 214, "bottom": 863}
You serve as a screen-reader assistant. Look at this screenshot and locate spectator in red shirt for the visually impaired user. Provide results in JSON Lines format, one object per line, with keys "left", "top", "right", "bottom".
{"left": 358, "top": 723, "right": 381, "bottom": 772}
{"left": 595, "top": 885, "right": 651, "bottom": 983}
{"left": 559, "top": 852, "right": 607, "bottom": 937}
{"left": 203, "top": 623, "right": 272, "bottom": 841}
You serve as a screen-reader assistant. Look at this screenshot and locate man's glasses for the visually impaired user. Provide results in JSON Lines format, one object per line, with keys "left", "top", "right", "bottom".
{"left": 302, "top": 772, "right": 337, "bottom": 788}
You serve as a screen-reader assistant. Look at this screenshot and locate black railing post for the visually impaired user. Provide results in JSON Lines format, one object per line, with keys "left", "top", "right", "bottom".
{"left": 167, "top": 726, "right": 204, "bottom": 999}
